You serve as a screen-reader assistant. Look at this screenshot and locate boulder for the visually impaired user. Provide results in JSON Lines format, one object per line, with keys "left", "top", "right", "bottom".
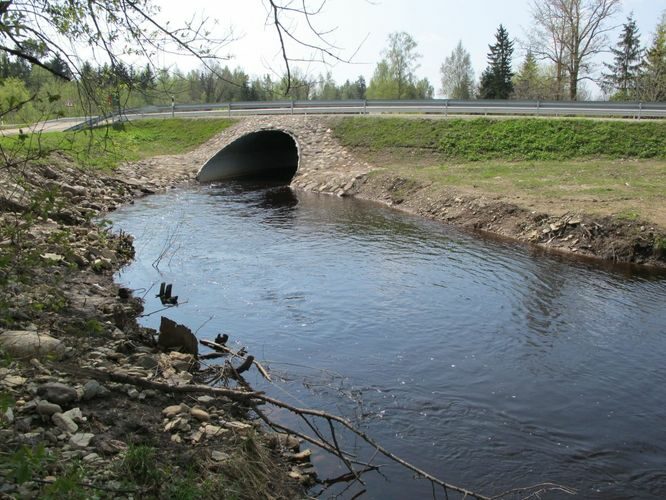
{"left": 37, "top": 382, "right": 78, "bottom": 406}
{"left": 0, "top": 331, "right": 65, "bottom": 360}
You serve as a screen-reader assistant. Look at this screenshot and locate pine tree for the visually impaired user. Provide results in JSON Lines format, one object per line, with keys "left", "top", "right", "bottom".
{"left": 638, "top": 12, "right": 666, "bottom": 102}
{"left": 602, "top": 14, "right": 642, "bottom": 100}
{"left": 512, "top": 51, "right": 547, "bottom": 99}
{"left": 479, "top": 24, "right": 514, "bottom": 99}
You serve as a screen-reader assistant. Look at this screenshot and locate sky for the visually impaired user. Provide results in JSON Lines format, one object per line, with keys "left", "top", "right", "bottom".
{"left": 157, "top": 0, "right": 665, "bottom": 98}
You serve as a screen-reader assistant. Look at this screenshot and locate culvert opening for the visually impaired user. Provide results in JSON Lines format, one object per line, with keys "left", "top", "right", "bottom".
{"left": 197, "top": 130, "right": 299, "bottom": 183}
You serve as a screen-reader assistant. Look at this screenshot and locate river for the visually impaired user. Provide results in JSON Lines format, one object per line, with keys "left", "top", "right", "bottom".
{"left": 108, "top": 181, "right": 666, "bottom": 499}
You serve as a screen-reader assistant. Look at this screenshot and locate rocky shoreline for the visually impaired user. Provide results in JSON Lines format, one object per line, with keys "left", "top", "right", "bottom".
{"left": 0, "top": 157, "right": 307, "bottom": 498}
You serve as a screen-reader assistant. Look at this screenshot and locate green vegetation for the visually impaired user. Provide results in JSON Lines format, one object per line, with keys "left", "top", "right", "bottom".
{"left": 334, "top": 116, "right": 666, "bottom": 225}
{"left": 0, "top": 118, "right": 235, "bottom": 169}
{"left": 334, "top": 117, "right": 666, "bottom": 162}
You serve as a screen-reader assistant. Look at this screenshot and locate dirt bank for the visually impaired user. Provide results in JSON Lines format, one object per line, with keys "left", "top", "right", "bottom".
{"left": 0, "top": 156, "right": 306, "bottom": 498}
{"left": 342, "top": 170, "right": 666, "bottom": 268}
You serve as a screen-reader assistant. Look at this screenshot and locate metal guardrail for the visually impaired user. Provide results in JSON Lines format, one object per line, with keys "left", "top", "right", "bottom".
{"left": 63, "top": 99, "right": 666, "bottom": 131}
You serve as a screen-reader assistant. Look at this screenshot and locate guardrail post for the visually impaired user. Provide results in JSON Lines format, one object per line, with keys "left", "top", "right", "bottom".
{"left": 291, "top": 100, "right": 294, "bottom": 115}
{"left": 536, "top": 100, "right": 540, "bottom": 116}
{"left": 445, "top": 100, "right": 448, "bottom": 118}
{"left": 228, "top": 103, "right": 231, "bottom": 118}
{"left": 171, "top": 96, "right": 175, "bottom": 118}
{"left": 364, "top": 99, "right": 367, "bottom": 115}
{"left": 638, "top": 101, "right": 642, "bottom": 120}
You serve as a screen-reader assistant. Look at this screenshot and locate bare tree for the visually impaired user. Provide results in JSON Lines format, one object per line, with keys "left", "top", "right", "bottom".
{"left": 528, "top": 0, "right": 621, "bottom": 100}
{"left": 265, "top": 0, "right": 366, "bottom": 93}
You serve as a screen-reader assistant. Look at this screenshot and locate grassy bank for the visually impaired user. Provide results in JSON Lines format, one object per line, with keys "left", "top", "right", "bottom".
{"left": 333, "top": 117, "right": 666, "bottom": 226}
{"left": 334, "top": 116, "right": 666, "bottom": 161}
{"left": 0, "top": 118, "right": 235, "bottom": 169}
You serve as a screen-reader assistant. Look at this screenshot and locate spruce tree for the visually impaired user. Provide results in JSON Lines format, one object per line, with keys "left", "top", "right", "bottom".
{"left": 638, "top": 12, "right": 666, "bottom": 102}
{"left": 602, "top": 14, "right": 642, "bottom": 100}
{"left": 479, "top": 24, "right": 514, "bottom": 99}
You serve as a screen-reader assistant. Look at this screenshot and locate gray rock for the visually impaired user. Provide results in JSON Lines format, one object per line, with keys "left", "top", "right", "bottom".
{"left": 0, "top": 331, "right": 65, "bottom": 360}
{"left": 82, "top": 380, "right": 109, "bottom": 400}
{"left": 36, "top": 401, "right": 63, "bottom": 417}
{"left": 70, "top": 432, "right": 94, "bottom": 449}
{"left": 62, "top": 408, "right": 84, "bottom": 423}
{"left": 37, "top": 383, "right": 78, "bottom": 405}
{"left": 52, "top": 412, "right": 78, "bottom": 434}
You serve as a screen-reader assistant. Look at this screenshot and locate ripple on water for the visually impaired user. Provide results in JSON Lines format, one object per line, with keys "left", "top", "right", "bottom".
{"left": 110, "top": 183, "right": 666, "bottom": 499}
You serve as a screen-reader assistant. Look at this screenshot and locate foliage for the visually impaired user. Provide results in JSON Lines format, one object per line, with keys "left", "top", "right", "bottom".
{"left": 512, "top": 51, "right": 552, "bottom": 100}
{"left": 367, "top": 32, "right": 433, "bottom": 99}
{"left": 440, "top": 41, "right": 475, "bottom": 99}
{"left": 0, "top": 78, "right": 32, "bottom": 119}
{"left": 120, "top": 444, "right": 163, "bottom": 487}
{"left": 638, "top": 12, "right": 666, "bottom": 102}
{"left": 602, "top": 14, "right": 643, "bottom": 100}
{"left": 8, "top": 445, "right": 48, "bottom": 484}
{"left": 478, "top": 25, "right": 514, "bottom": 99}
{"left": 333, "top": 117, "right": 666, "bottom": 161}
{"left": 0, "top": 119, "right": 235, "bottom": 169}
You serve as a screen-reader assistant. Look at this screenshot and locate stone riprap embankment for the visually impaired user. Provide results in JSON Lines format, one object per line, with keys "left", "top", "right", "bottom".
{"left": 118, "top": 116, "right": 372, "bottom": 196}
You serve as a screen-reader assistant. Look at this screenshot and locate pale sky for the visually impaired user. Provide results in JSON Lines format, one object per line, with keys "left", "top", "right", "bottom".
{"left": 157, "top": 0, "right": 665, "bottom": 98}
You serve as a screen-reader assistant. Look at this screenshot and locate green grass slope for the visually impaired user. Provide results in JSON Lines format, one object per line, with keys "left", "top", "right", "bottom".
{"left": 333, "top": 117, "right": 666, "bottom": 161}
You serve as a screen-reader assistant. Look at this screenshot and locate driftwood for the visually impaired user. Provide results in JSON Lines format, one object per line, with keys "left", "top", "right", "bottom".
{"left": 199, "top": 338, "right": 272, "bottom": 382}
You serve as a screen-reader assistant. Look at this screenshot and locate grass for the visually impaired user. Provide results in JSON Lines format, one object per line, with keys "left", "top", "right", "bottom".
{"left": 334, "top": 116, "right": 666, "bottom": 225}
{"left": 334, "top": 116, "right": 666, "bottom": 161}
{"left": 0, "top": 118, "right": 235, "bottom": 169}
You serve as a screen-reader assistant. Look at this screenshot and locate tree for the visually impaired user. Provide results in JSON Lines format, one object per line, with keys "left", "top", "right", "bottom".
{"left": 312, "top": 72, "right": 340, "bottom": 100}
{"left": 602, "top": 14, "right": 642, "bottom": 100}
{"left": 637, "top": 12, "right": 666, "bottom": 101}
{"left": 528, "top": 0, "right": 621, "bottom": 100}
{"left": 512, "top": 51, "right": 550, "bottom": 99}
{"left": 340, "top": 76, "right": 367, "bottom": 100}
{"left": 440, "top": 41, "right": 475, "bottom": 99}
{"left": 479, "top": 24, "right": 514, "bottom": 99}
{"left": 367, "top": 32, "right": 431, "bottom": 99}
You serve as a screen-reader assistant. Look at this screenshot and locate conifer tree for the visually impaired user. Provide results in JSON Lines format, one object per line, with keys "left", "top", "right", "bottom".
{"left": 479, "top": 24, "right": 514, "bottom": 99}
{"left": 602, "top": 14, "right": 642, "bottom": 100}
{"left": 638, "top": 12, "right": 666, "bottom": 102}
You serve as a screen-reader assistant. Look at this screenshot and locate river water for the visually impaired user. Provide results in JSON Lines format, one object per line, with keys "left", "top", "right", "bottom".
{"left": 108, "top": 182, "right": 666, "bottom": 499}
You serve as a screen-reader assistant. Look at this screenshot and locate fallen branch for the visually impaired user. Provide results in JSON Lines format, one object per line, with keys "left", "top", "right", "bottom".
{"left": 200, "top": 338, "right": 272, "bottom": 382}
{"left": 84, "top": 368, "right": 574, "bottom": 499}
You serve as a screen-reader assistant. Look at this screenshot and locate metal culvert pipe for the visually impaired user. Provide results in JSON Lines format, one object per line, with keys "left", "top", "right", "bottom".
{"left": 196, "top": 130, "right": 299, "bottom": 183}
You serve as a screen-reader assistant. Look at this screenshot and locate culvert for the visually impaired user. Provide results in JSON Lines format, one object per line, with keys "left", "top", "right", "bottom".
{"left": 196, "top": 130, "right": 299, "bottom": 183}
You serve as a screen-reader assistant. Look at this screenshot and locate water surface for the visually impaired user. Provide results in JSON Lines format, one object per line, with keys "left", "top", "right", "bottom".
{"left": 109, "top": 183, "right": 666, "bottom": 499}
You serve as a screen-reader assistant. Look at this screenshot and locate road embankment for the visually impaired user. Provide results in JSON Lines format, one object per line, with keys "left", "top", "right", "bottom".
{"left": 324, "top": 116, "right": 666, "bottom": 268}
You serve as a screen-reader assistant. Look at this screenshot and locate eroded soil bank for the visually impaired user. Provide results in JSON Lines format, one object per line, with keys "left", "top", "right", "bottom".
{"left": 342, "top": 171, "right": 666, "bottom": 268}
{"left": 0, "top": 157, "right": 306, "bottom": 498}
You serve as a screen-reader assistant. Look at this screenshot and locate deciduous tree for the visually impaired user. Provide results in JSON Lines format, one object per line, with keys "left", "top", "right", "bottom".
{"left": 367, "top": 32, "right": 432, "bottom": 99}
{"left": 528, "top": 0, "right": 621, "bottom": 100}
{"left": 440, "top": 41, "right": 475, "bottom": 99}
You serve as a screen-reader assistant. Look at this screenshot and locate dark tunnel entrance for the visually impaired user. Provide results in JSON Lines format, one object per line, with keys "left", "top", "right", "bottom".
{"left": 196, "top": 130, "right": 299, "bottom": 183}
